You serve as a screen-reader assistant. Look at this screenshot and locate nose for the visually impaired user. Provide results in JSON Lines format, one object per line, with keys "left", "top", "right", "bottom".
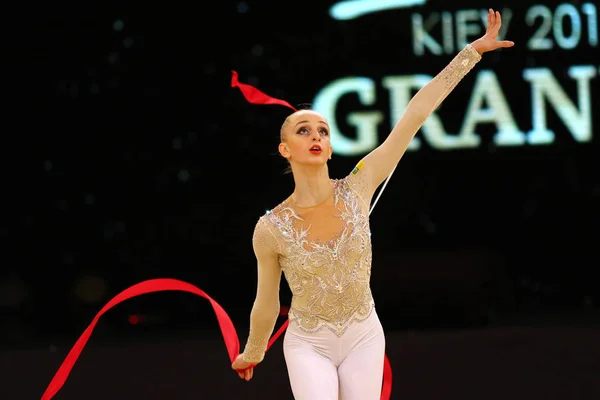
{"left": 311, "top": 131, "right": 321, "bottom": 141}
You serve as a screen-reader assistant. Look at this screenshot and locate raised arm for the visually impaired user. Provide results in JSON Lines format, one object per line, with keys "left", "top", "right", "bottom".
{"left": 232, "top": 217, "right": 282, "bottom": 379}
{"left": 350, "top": 9, "right": 514, "bottom": 197}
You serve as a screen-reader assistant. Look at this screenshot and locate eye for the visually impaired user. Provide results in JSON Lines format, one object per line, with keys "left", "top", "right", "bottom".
{"left": 319, "top": 128, "right": 329, "bottom": 136}
{"left": 297, "top": 127, "right": 309, "bottom": 135}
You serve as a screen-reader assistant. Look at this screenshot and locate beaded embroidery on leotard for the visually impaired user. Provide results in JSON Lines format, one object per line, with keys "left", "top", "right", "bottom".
{"left": 263, "top": 177, "right": 374, "bottom": 337}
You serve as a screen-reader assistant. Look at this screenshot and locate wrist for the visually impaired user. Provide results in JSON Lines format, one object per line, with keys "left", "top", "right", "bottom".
{"left": 470, "top": 39, "right": 485, "bottom": 55}
{"left": 241, "top": 352, "right": 263, "bottom": 364}
{"left": 243, "top": 334, "right": 268, "bottom": 363}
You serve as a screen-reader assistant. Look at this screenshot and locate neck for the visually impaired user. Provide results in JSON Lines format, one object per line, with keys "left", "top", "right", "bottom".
{"left": 290, "top": 164, "right": 332, "bottom": 207}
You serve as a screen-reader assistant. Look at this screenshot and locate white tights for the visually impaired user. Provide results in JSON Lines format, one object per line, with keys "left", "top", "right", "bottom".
{"left": 283, "top": 310, "right": 385, "bottom": 400}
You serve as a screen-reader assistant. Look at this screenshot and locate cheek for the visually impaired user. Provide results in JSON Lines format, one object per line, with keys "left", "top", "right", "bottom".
{"left": 287, "top": 138, "right": 305, "bottom": 154}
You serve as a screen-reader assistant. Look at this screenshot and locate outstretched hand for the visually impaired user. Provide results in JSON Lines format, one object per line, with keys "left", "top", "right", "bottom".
{"left": 472, "top": 9, "right": 515, "bottom": 55}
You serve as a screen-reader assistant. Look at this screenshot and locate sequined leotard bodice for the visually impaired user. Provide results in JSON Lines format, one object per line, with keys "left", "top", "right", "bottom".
{"left": 264, "top": 174, "right": 374, "bottom": 336}
{"left": 242, "top": 44, "right": 482, "bottom": 363}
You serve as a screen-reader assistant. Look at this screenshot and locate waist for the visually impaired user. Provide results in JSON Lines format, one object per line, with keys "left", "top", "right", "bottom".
{"left": 288, "top": 296, "right": 375, "bottom": 337}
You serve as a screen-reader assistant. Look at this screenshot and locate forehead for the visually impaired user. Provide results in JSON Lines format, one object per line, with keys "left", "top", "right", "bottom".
{"left": 288, "top": 110, "right": 328, "bottom": 125}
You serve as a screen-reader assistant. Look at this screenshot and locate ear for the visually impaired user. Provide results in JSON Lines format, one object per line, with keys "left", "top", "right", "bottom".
{"left": 328, "top": 146, "right": 333, "bottom": 160}
{"left": 278, "top": 142, "right": 291, "bottom": 159}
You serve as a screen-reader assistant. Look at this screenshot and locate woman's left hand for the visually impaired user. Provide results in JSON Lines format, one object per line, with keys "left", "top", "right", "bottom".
{"left": 472, "top": 8, "right": 515, "bottom": 55}
{"left": 231, "top": 354, "right": 254, "bottom": 381}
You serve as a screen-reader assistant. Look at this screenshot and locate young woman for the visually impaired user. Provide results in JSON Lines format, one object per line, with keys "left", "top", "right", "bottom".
{"left": 232, "top": 9, "right": 513, "bottom": 400}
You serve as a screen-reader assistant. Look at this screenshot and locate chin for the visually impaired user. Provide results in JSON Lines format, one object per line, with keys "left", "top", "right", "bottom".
{"left": 297, "top": 159, "right": 328, "bottom": 168}
{"left": 308, "top": 160, "right": 328, "bottom": 167}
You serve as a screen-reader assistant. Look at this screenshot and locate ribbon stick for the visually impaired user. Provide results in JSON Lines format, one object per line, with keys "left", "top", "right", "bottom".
{"left": 370, "top": 164, "right": 397, "bottom": 216}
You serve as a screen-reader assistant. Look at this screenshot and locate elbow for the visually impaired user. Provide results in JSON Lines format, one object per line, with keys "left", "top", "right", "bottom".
{"left": 251, "top": 298, "right": 281, "bottom": 318}
{"left": 270, "top": 300, "right": 281, "bottom": 318}
{"left": 405, "top": 103, "right": 428, "bottom": 125}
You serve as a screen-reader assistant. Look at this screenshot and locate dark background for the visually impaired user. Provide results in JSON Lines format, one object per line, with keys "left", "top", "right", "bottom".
{"left": 2, "top": 0, "right": 599, "bottom": 399}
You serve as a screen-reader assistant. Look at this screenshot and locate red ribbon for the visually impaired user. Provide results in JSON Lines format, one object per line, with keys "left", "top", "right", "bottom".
{"left": 41, "top": 278, "right": 392, "bottom": 399}
{"left": 231, "top": 71, "right": 298, "bottom": 111}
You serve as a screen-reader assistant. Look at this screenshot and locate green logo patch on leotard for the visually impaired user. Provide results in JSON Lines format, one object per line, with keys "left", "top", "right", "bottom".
{"left": 351, "top": 160, "right": 365, "bottom": 175}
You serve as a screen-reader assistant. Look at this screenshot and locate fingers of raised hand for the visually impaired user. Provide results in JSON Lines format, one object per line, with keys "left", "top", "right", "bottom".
{"left": 498, "top": 40, "right": 515, "bottom": 48}
{"left": 487, "top": 9, "right": 501, "bottom": 35}
{"left": 496, "top": 10, "right": 502, "bottom": 31}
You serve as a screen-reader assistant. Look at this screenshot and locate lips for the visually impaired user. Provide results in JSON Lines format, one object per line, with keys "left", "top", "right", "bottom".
{"left": 309, "top": 144, "right": 322, "bottom": 155}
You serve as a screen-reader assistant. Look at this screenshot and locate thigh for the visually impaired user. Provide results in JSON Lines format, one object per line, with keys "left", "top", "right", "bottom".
{"left": 283, "top": 330, "right": 339, "bottom": 400}
{"left": 338, "top": 318, "right": 386, "bottom": 400}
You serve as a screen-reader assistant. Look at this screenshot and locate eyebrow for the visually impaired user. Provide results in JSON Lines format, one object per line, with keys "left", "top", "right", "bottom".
{"left": 295, "top": 120, "right": 329, "bottom": 127}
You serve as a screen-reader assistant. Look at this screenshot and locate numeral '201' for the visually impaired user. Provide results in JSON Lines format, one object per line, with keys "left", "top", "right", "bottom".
{"left": 526, "top": 3, "right": 598, "bottom": 50}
